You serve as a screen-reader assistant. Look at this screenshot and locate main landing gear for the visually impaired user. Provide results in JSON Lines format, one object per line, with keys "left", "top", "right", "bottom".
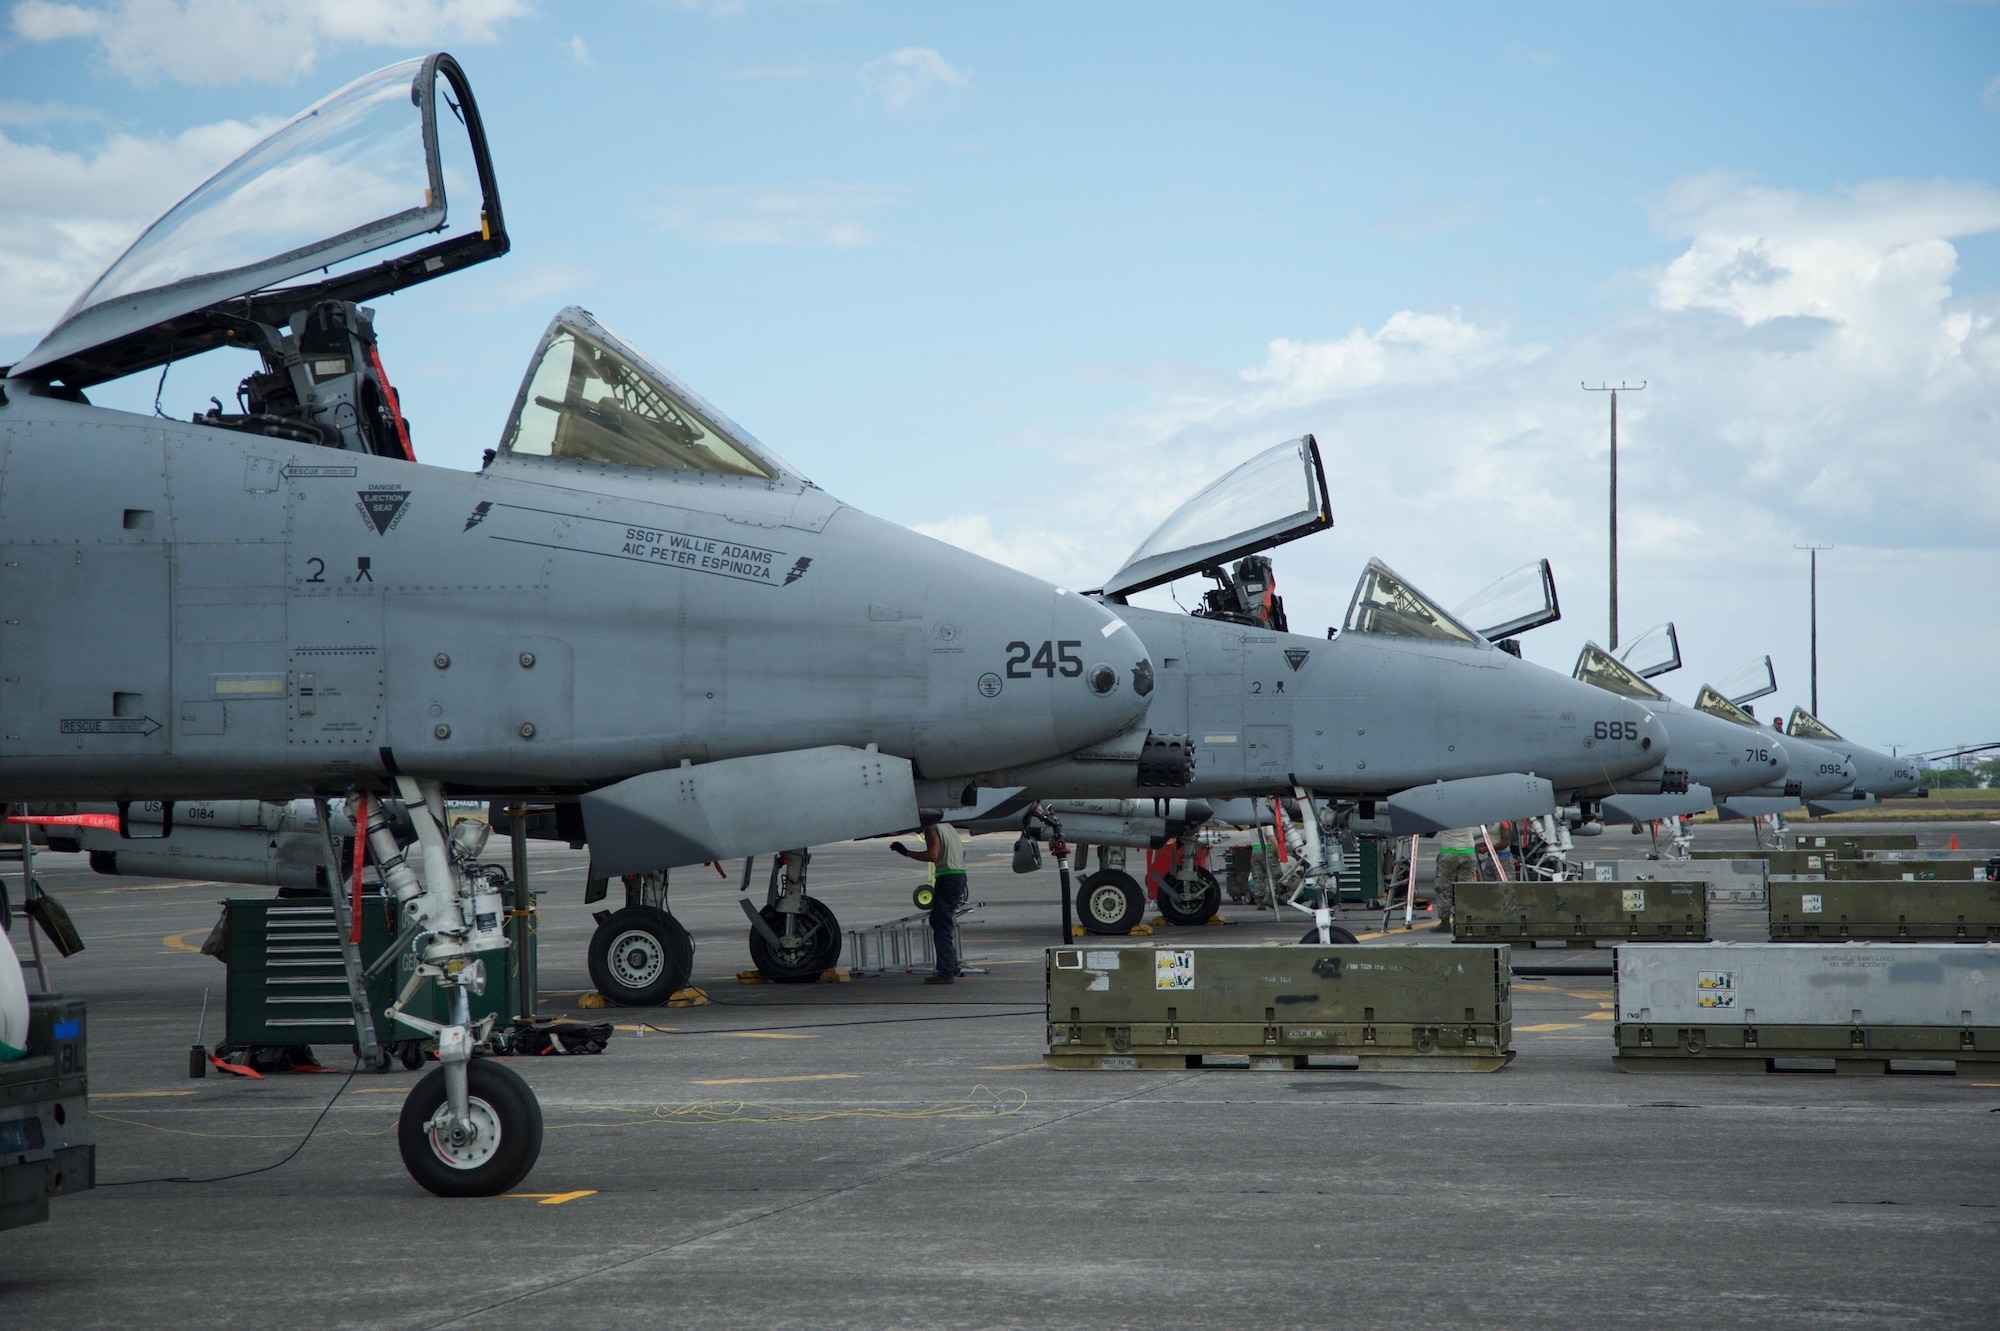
{"left": 741, "top": 850, "right": 842, "bottom": 981}
{"left": 584, "top": 871, "right": 694, "bottom": 1006}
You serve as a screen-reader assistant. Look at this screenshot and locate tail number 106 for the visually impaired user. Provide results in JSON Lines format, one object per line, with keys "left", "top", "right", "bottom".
{"left": 1005, "top": 640, "right": 1084, "bottom": 679}
{"left": 1593, "top": 720, "right": 1641, "bottom": 741}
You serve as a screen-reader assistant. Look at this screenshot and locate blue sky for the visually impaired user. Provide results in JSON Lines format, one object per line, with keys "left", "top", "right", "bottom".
{"left": 3, "top": 1, "right": 1997, "bottom": 755}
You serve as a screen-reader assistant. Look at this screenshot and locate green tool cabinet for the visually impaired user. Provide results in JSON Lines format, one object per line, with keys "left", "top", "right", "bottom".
{"left": 223, "top": 895, "right": 534, "bottom": 1055}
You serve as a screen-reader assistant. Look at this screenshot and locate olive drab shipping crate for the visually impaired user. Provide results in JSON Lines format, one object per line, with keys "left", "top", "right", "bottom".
{"left": 1046, "top": 943, "right": 1513, "bottom": 1072}
{"left": 1613, "top": 942, "right": 2000, "bottom": 1074}
{"left": 1453, "top": 879, "right": 1708, "bottom": 945}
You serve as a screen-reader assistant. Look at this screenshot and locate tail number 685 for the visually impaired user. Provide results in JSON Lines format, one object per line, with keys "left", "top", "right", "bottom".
{"left": 1594, "top": 720, "right": 1641, "bottom": 741}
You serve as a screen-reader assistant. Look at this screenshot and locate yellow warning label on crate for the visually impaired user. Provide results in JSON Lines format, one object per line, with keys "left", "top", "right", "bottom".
{"left": 1155, "top": 949, "right": 1195, "bottom": 990}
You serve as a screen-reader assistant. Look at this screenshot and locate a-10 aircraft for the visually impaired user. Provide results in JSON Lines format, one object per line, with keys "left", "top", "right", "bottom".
{"left": 0, "top": 55, "right": 1166, "bottom": 1195}
{"left": 944, "top": 439, "right": 1676, "bottom": 932}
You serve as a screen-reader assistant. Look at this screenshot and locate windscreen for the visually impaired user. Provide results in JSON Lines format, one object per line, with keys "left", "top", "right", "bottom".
{"left": 1451, "top": 559, "right": 1559, "bottom": 640}
{"left": 1573, "top": 643, "right": 1665, "bottom": 700}
{"left": 1344, "top": 560, "right": 1479, "bottom": 643}
{"left": 62, "top": 59, "right": 438, "bottom": 319}
{"left": 1617, "top": 622, "right": 1682, "bottom": 679}
{"left": 1715, "top": 655, "right": 1778, "bottom": 705}
{"left": 1787, "top": 707, "right": 1843, "bottom": 741}
{"left": 1694, "top": 685, "right": 1759, "bottom": 726}
{"left": 1102, "top": 436, "right": 1327, "bottom": 597}
{"left": 502, "top": 318, "right": 776, "bottom": 479}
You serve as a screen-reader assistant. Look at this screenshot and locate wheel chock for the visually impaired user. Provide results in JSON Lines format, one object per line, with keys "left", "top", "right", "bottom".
{"left": 1205, "top": 915, "right": 1229, "bottom": 926}
{"left": 667, "top": 987, "right": 710, "bottom": 1007}
{"left": 1129, "top": 923, "right": 1154, "bottom": 936}
{"left": 1148, "top": 916, "right": 1166, "bottom": 927}
{"left": 577, "top": 991, "right": 612, "bottom": 1009}
{"left": 1070, "top": 925, "right": 1087, "bottom": 938}
{"left": 817, "top": 968, "right": 852, "bottom": 984}
{"left": 737, "top": 970, "right": 772, "bottom": 984}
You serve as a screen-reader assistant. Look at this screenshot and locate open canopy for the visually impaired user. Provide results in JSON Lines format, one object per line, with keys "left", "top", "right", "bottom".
{"left": 1099, "top": 435, "right": 1330, "bottom": 599}
{"left": 1715, "top": 655, "right": 1778, "bottom": 706}
{"left": 1344, "top": 559, "right": 1480, "bottom": 644}
{"left": 10, "top": 52, "right": 506, "bottom": 388}
{"left": 1617, "top": 622, "right": 1682, "bottom": 679}
{"left": 1787, "top": 707, "right": 1843, "bottom": 741}
{"left": 1450, "top": 559, "right": 1560, "bottom": 641}
{"left": 1573, "top": 642, "right": 1665, "bottom": 700}
{"left": 497, "top": 308, "right": 799, "bottom": 484}
{"left": 1694, "top": 685, "right": 1761, "bottom": 727}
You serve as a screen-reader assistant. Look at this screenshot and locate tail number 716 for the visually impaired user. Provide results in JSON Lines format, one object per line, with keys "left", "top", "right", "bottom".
{"left": 1005, "top": 640, "right": 1083, "bottom": 679}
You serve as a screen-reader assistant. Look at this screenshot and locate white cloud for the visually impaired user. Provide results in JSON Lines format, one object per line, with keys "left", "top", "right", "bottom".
{"left": 9, "top": 0, "right": 528, "bottom": 86}
{"left": 914, "top": 173, "right": 2000, "bottom": 745}
{"left": 651, "top": 183, "right": 909, "bottom": 247}
{"left": 1372, "top": 193, "right": 1485, "bottom": 237}
{"left": 566, "top": 34, "right": 591, "bottom": 66}
{"left": 859, "top": 46, "right": 969, "bottom": 113}
{"left": 0, "top": 115, "right": 272, "bottom": 335}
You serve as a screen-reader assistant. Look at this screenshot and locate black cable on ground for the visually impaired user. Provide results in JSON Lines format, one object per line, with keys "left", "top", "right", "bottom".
{"left": 100, "top": 1059, "right": 361, "bottom": 1187}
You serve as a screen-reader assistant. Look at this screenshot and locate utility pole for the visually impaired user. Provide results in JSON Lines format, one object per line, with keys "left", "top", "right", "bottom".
{"left": 1795, "top": 542, "right": 1832, "bottom": 716}
{"left": 1584, "top": 381, "right": 1644, "bottom": 650}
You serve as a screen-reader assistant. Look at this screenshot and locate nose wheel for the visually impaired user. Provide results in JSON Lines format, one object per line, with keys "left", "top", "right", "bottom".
{"left": 586, "top": 906, "right": 695, "bottom": 1006}
{"left": 397, "top": 1059, "right": 543, "bottom": 1197}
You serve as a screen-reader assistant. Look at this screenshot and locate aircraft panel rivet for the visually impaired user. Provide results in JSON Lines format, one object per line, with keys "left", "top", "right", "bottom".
{"left": 519, "top": 722, "right": 536, "bottom": 738}
{"left": 519, "top": 652, "right": 536, "bottom": 668}
{"left": 434, "top": 723, "right": 451, "bottom": 740}
{"left": 434, "top": 653, "right": 450, "bottom": 669}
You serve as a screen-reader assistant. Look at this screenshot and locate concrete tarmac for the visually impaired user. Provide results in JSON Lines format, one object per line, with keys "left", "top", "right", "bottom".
{"left": 4, "top": 820, "right": 1997, "bottom": 1329}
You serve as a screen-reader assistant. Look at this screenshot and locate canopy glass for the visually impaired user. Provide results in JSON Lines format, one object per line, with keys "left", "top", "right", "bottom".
{"left": 1574, "top": 643, "right": 1665, "bottom": 700}
{"left": 1345, "top": 560, "right": 1479, "bottom": 643}
{"left": 1101, "top": 436, "right": 1329, "bottom": 598}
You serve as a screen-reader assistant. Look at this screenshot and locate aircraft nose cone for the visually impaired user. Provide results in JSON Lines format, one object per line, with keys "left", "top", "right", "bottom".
{"left": 1050, "top": 594, "right": 1153, "bottom": 751}
{"left": 1767, "top": 737, "right": 1790, "bottom": 778}
{"left": 1630, "top": 703, "right": 1668, "bottom": 764}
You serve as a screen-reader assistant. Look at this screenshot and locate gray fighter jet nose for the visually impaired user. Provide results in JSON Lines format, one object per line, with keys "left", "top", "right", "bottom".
{"left": 1048, "top": 594, "right": 1154, "bottom": 752}
{"left": 1630, "top": 703, "right": 1667, "bottom": 761}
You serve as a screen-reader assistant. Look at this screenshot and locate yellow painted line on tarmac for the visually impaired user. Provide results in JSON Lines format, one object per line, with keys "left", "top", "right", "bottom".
{"left": 977, "top": 1063, "right": 1047, "bottom": 1070}
{"left": 355, "top": 1087, "right": 409, "bottom": 1094}
{"left": 1581, "top": 1012, "right": 1616, "bottom": 1021}
{"left": 97, "top": 1090, "right": 198, "bottom": 1099}
{"left": 161, "top": 930, "right": 207, "bottom": 954}
{"left": 1515, "top": 1023, "right": 1584, "bottom": 1033}
{"left": 613, "top": 1024, "right": 680, "bottom": 1033}
{"left": 503, "top": 1190, "right": 597, "bottom": 1205}
{"left": 692, "top": 1073, "right": 859, "bottom": 1087}
{"left": 1971, "top": 1082, "right": 2000, "bottom": 1087}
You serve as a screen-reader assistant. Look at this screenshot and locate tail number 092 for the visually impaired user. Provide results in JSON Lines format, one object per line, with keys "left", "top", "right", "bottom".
{"left": 1593, "top": 720, "right": 1641, "bottom": 741}
{"left": 1005, "top": 640, "right": 1084, "bottom": 679}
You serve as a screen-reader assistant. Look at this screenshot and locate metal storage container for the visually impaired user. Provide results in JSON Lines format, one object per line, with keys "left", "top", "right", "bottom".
{"left": 1768, "top": 880, "right": 2000, "bottom": 941}
{"left": 1613, "top": 942, "right": 2000, "bottom": 1073}
{"left": 1046, "top": 943, "right": 1512, "bottom": 1071}
{"left": 1454, "top": 878, "right": 1708, "bottom": 944}
{"left": 1579, "top": 857, "right": 1767, "bottom": 904}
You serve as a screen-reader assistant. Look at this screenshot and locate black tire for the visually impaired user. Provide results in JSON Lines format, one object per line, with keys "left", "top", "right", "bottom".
{"left": 748, "top": 896, "right": 841, "bottom": 982}
{"left": 358, "top": 1044, "right": 394, "bottom": 1074}
{"left": 1077, "top": 870, "right": 1146, "bottom": 935}
{"left": 399, "top": 1042, "right": 427, "bottom": 1071}
{"left": 912, "top": 885, "right": 935, "bottom": 911}
{"left": 1299, "top": 924, "right": 1360, "bottom": 944}
{"left": 397, "top": 1059, "right": 543, "bottom": 1198}
{"left": 1156, "top": 867, "right": 1222, "bottom": 926}
{"left": 587, "top": 907, "right": 694, "bottom": 1006}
